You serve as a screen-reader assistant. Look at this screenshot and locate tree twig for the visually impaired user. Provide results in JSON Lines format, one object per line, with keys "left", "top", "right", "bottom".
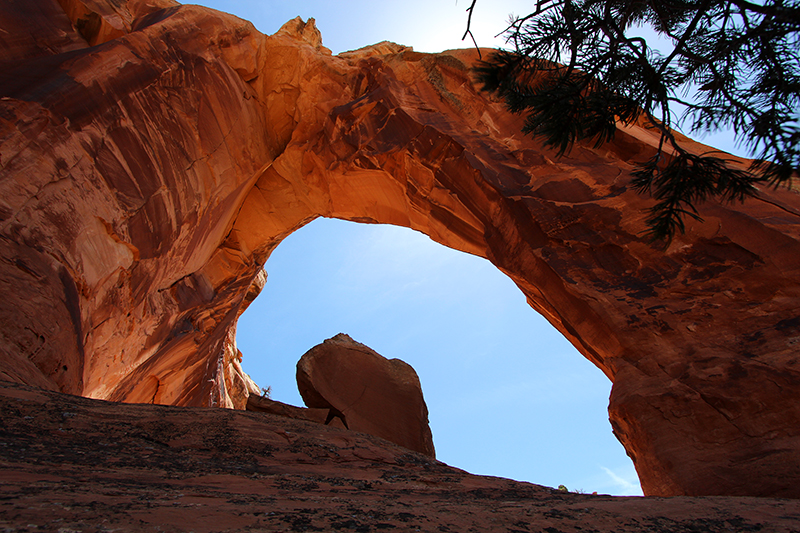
{"left": 462, "top": 0, "right": 482, "bottom": 59}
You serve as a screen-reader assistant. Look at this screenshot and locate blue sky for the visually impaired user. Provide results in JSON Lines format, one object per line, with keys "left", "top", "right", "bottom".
{"left": 191, "top": 0, "right": 532, "bottom": 55}
{"left": 190, "top": 0, "right": 748, "bottom": 496}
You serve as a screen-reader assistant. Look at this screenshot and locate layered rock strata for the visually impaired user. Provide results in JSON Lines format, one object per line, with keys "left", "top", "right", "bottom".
{"left": 297, "top": 333, "right": 435, "bottom": 457}
{"left": 1, "top": 0, "right": 799, "bottom": 497}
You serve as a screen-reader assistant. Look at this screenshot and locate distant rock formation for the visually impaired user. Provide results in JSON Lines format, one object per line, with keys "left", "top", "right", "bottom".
{"left": 1, "top": 0, "right": 800, "bottom": 497}
{"left": 296, "top": 334, "right": 435, "bottom": 457}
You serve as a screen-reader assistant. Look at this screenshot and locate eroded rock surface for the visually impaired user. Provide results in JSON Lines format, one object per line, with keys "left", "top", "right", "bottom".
{"left": 297, "top": 333, "right": 435, "bottom": 457}
{"left": 245, "top": 391, "right": 345, "bottom": 428}
{"left": 3, "top": 380, "right": 800, "bottom": 532}
{"left": 1, "top": 0, "right": 800, "bottom": 497}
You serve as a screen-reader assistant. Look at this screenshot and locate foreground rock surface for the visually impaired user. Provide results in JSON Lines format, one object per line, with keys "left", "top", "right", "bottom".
{"left": 297, "top": 334, "right": 435, "bottom": 457}
{"left": 1, "top": 0, "right": 800, "bottom": 497}
{"left": 2, "top": 381, "right": 799, "bottom": 533}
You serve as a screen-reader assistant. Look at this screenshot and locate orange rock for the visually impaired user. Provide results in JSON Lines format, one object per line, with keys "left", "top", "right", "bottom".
{"left": 1, "top": 0, "right": 799, "bottom": 498}
{"left": 297, "top": 334, "right": 435, "bottom": 457}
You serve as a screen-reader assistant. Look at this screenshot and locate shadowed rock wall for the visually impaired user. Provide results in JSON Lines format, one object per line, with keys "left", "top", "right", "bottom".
{"left": 1, "top": 0, "right": 799, "bottom": 497}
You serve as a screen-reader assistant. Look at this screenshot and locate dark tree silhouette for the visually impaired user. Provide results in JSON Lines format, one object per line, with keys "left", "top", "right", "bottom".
{"left": 469, "top": 0, "right": 800, "bottom": 240}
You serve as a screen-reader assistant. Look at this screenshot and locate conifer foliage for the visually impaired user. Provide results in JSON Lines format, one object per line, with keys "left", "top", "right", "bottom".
{"left": 471, "top": 0, "right": 800, "bottom": 240}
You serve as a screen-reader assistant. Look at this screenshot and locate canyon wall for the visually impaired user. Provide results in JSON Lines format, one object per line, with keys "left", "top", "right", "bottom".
{"left": 1, "top": 0, "right": 799, "bottom": 497}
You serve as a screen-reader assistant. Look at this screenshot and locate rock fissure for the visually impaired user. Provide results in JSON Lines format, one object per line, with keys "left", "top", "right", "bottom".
{"left": 753, "top": 190, "right": 800, "bottom": 218}
{"left": 183, "top": 114, "right": 240, "bottom": 173}
{"left": 694, "top": 391, "right": 753, "bottom": 436}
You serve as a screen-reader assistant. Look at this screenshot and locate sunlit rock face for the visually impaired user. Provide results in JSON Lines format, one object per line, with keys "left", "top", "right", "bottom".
{"left": 1, "top": 0, "right": 799, "bottom": 498}
{"left": 297, "top": 334, "right": 435, "bottom": 458}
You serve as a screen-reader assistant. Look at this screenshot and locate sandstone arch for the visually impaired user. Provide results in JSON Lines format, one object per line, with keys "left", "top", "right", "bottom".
{"left": 1, "top": 0, "right": 799, "bottom": 498}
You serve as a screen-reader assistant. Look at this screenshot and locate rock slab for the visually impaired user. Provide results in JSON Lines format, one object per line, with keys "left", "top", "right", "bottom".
{"left": 3, "top": 380, "right": 800, "bottom": 532}
{"left": 297, "top": 333, "right": 435, "bottom": 457}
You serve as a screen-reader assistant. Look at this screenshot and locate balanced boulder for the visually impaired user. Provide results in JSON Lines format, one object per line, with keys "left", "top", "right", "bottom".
{"left": 297, "top": 334, "right": 435, "bottom": 458}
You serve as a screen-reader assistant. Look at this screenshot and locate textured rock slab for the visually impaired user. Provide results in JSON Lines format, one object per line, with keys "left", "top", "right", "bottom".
{"left": 297, "top": 333, "right": 435, "bottom": 457}
{"left": 2, "top": 380, "right": 799, "bottom": 533}
{"left": 245, "top": 391, "right": 347, "bottom": 429}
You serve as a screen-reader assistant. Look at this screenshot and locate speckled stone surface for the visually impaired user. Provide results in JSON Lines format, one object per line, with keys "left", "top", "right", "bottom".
{"left": 2, "top": 381, "right": 800, "bottom": 532}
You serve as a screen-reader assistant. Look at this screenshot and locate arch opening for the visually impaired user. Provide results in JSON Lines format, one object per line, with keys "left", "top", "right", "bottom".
{"left": 236, "top": 217, "right": 643, "bottom": 496}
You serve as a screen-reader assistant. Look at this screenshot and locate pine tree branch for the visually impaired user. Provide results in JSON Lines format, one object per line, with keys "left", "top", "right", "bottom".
{"left": 657, "top": 0, "right": 715, "bottom": 76}
{"left": 462, "top": 0, "right": 482, "bottom": 59}
{"left": 474, "top": 0, "right": 799, "bottom": 240}
{"left": 497, "top": 0, "right": 560, "bottom": 39}
{"left": 728, "top": 0, "right": 800, "bottom": 22}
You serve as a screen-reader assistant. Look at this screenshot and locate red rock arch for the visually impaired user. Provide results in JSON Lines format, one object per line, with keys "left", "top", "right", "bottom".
{"left": 1, "top": 0, "right": 799, "bottom": 498}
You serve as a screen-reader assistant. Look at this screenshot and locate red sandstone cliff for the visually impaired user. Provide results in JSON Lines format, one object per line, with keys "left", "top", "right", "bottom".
{"left": 1, "top": 0, "right": 800, "bottom": 499}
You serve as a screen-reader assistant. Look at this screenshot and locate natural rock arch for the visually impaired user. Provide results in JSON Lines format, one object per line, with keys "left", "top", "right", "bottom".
{"left": 1, "top": 0, "right": 799, "bottom": 498}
